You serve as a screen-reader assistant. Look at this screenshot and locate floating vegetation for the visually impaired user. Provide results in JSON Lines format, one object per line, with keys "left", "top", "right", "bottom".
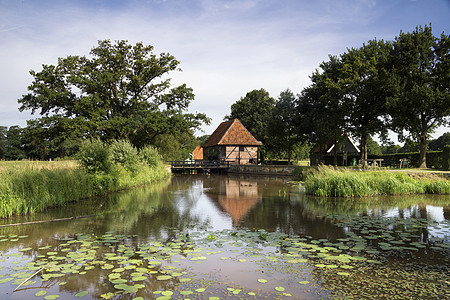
{"left": 0, "top": 214, "right": 448, "bottom": 300}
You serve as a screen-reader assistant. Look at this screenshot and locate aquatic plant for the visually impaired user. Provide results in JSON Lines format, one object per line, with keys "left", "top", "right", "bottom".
{"left": 304, "top": 166, "right": 450, "bottom": 197}
{"left": 0, "top": 160, "right": 170, "bottom": 218}
{"left": 0, "top": 224, "right": 448, "bottom": 299}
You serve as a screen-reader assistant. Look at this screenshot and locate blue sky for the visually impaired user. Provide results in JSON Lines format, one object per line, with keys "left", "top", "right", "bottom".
{"left": 1, "top": 0, "right": 449, "bottom": 142}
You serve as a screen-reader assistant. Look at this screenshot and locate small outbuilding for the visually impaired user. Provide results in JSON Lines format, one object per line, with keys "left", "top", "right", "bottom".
{"left": 202, "top": 119, "right": 261, "bottom": 165}
{"left": 310, "top": 136, "right": 360, "bottom": 166}
{"left": 192, "top": 145, "right": 203, "bottom": 160}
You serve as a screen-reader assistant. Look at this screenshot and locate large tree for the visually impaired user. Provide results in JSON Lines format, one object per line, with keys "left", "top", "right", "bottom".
{"left": 267, "top": 89, "right": 302, "bottom": 162}
{"left": 338, "top": 39, "right": 391, "bottom": 163}
{"left": 225, "top": 88, "right": 275, "bottom": 159}
{"left": 18, "top": 40, "right": 209, "bottom": 155}
{"left": 388, "top": 25, "right": 450, "bottom": 168}
{"left": 300, "top": 56, "right": 349, "bottom": 166}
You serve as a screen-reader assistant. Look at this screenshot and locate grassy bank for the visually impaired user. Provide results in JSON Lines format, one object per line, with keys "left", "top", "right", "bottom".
{"left": 0, "top": 160, "right": 170, "bottom": 218}
{"left": 299, "top": 166, "right": 450, "bottom": 197}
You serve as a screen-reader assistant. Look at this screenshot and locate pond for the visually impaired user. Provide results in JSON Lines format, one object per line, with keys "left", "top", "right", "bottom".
{"left": 0, "top": 174, "right": 449, "bottom": 300}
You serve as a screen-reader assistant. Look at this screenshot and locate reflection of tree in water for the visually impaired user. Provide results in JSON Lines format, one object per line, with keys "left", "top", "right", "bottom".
{"left": 201, "top": 174, "right": 344, "bottom": 240}
{"left": 100, "top": 176, "right": 210, "bottom": 240}
{"left": 240, "top": 193, "right": 345, "bottom": 241}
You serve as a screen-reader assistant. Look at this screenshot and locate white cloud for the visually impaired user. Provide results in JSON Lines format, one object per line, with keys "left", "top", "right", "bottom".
{"left": 0, "top": 0, "right": 448, "bottom": 140}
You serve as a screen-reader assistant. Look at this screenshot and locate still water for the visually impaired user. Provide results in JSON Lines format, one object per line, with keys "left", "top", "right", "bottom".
{"left": 0, "top": 174, "right": 449, "bottom": 299}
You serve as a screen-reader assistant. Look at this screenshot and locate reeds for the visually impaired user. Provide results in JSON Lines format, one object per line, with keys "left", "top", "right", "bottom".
{"left": 0, "top": 160, "right": 170, "bottom": 218}
{"left": 304, "top": 166, "right": 450, "bottom": 197}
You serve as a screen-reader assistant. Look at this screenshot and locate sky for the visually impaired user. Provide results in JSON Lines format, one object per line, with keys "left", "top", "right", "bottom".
{"left": 1, "top": 0, "right": 449, "bottom": 144}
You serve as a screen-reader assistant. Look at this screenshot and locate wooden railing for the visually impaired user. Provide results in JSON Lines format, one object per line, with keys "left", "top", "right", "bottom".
{"left": 168, "top": 160, "right": 230, "bottom": 169}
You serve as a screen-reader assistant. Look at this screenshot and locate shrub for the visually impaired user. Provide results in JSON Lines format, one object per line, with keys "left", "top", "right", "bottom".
{"left": 109, "top": 140, "right": 139, "bottom": 172}
{"left": 139, "top": 145, "right": 162, "bottom": 167}
{"left": 77, "top": 139, "right": 111, "bottom": 173}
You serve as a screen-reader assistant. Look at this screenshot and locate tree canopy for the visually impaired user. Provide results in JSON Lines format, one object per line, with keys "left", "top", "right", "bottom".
{"left": 387, "top": 25, "right": 450, "bottom": 168}
{"left": 18, "top": 40, "right": 209, "bottom": 159}
{"left": 225, "top": 88, "right": 275, "bottom": 159}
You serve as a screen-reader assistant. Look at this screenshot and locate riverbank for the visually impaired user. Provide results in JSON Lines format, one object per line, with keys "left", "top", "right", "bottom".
{"left": 0, "top": 160, "right": 170, "bottom": 218}
{"left": 296, "top": 166, "right": 450, "bottom": 197}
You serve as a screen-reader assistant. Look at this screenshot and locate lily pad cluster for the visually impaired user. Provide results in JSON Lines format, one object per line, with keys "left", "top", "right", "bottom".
{"left": 325, "top": 214, "right": 450, "bottom": 257}
{"left": 0, "top": 224, "right": 449, "bottom": 299}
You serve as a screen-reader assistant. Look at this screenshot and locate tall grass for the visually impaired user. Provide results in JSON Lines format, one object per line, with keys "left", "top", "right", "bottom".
{"left": 303, "top": 166, "right": 450, "bottom": 197}
{"left": 0, "top": 160, "right": 170, "bottom": 218}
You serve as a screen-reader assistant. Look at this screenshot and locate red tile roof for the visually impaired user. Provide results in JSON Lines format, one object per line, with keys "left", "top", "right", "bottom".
{"left": 192, "top": 145, "right": 203, "bottom": 160}
{"left": 202, "top": 119, "right": 261, "bottom": 147}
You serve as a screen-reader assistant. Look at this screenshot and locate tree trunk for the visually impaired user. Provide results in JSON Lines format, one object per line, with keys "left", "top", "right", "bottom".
{"left": 419, "top": 117, "right": 427, "bottom": 169}
{"left": 419, "top": 133, "right": 427, "bottom": 169}
{"left": 360, "top": 135, "right": 368, "bottom": 166}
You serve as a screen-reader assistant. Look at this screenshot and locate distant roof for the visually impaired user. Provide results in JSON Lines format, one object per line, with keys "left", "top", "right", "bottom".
{"left": 311, "top": 136, "right": 360, "bottom": 153}
{"left": 192, "top": 145, "right": 203, "bottom": 160}
{"left": 202, "top": 119, "right": 261, "bottom": 147}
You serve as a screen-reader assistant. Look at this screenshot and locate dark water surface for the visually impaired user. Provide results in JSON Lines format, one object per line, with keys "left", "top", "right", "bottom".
{"left": 0, "top": 174, "right": 449, "bottom": 299}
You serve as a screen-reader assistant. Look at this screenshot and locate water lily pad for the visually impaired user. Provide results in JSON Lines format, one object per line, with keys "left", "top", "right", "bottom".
{"left": 35, "top": 290, "right": 47, "bottom": 296}
{"left": 44, "top": 295, "right": 60, "bottom": 300}
{"left": 161, "top": 291, "right": 173, "bottom": 296}
{"left": 299, "top": 281, "right": 310, "bottom": 285}
{"left": 180, "top": 291, "right": 193, "bottom": 296}
{"left": 156, "top": 275, "right": 172, "bottom": 281}
{"left": 258, "top": 279, "right": 268, "bottom": 283}
{"left": 75, "top": 291, "right": 89, "bottom": 297}
{"left": 0, "top": 278, "right": 14, "bottom": 283}
{"left": 275, "top": 286, "right": 285, "bottom": 292}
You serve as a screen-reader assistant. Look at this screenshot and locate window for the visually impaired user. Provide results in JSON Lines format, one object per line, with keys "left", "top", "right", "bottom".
{"left": 239, "top": 146, "right": 245, "bottom": 152}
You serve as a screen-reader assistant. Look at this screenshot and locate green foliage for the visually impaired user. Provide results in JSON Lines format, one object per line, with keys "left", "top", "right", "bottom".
{"left": 153, "top": 133, "right": 197, "bottom": 161}
{"left": 77, "top": 139, "right": 111, "bottom": 173}
{"left": 292, "top": 166, "right": 317, "bottom": 181}
{"left": 0, "top": 160, "right": 170, "bottom": 218}
{"left": 339, "top": 40, "right": 391, "bottom": 161}
{"left": 428, "top": 133, "right": 450, "bottom": 150}
{"left": 2, "top": 126, "right": 26, "bottom": 160}
{"left": 303, "top": 166, "right": 450, "bottom": 197}
{"left": 387, "top": 25, "right": 450, "bottom": 168}
{"left": 380, "top": 144, "right": 402, "bottom": 154}
{"left": 443, "top": 145, "right": 450, "bottom": 171}
{"left": 370, "top": 151, "right": 443, "bottom": 169}
{"left": 17, "top": 40, "right": 209, "bottom": 158}
{"left": 267, "top": 89, "right": 302, "bottom": 161}
{"left": 366, "top": 137, "right": 382, "bottom": 156}
{"left": 226, "top": 89, "right": 275, "bottom": 159}
{"left": 139, "top": 145, "right": 161, "bottom": 167}
{"left": 109, "top": 140, "right": 139, "bottom": 172}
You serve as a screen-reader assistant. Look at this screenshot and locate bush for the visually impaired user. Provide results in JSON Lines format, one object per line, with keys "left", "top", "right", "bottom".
{"left": 77, "top": 139, "right": 111, "bottom": 173}
{"left": 139, "top": 145, "right": 161, "bottom": 167}
{"left": 109, "top": 140, "right": 139, "bottom": 172}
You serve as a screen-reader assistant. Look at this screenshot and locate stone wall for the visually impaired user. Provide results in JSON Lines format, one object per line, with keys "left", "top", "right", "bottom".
{"left": 228, "top": 164, "right": 295, "bottom": 176}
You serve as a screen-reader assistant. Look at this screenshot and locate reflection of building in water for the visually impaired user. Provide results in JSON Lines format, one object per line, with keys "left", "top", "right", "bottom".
{"left": 206, "top": 177, "right": 261, "bottom": 224}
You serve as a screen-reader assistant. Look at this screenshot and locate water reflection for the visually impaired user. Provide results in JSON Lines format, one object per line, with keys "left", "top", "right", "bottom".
{"left": 2, "top": 174, "right": 449, "bottom": 244}
{"left": 204, "top": 177, "right": 261, "bottom": 224}
{"left": 0, "top": 174, "right": 449, "bottom": 299}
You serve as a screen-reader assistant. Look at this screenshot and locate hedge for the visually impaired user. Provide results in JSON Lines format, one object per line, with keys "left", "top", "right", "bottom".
{"left": 369, "top": 151, "right": 443, "bottom": 169}
{"left": 443, "top": 145, "right": 450, "bottom": 171}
